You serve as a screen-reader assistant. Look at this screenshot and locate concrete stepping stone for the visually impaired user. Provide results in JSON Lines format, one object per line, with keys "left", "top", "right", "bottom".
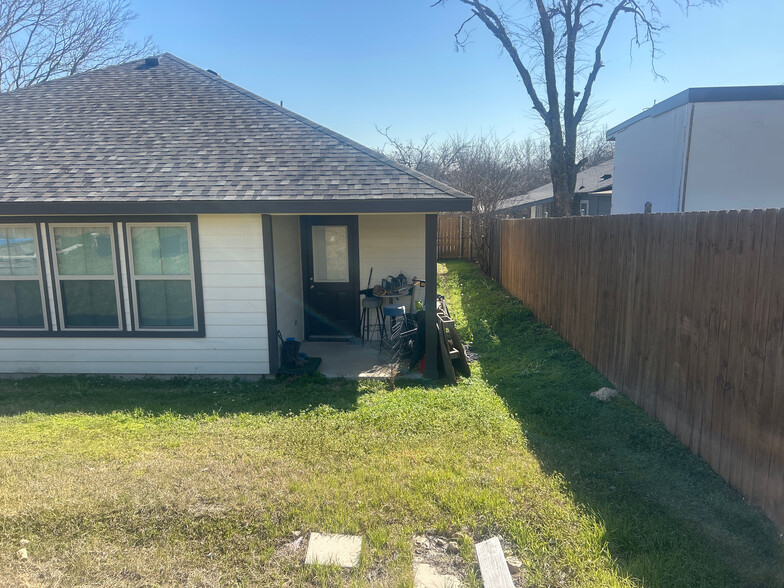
{"left": 414, "top": 561, "right": 462, "bottom": 587}
{"left": 304, "top": 532, "right": 362, "bottom": 568}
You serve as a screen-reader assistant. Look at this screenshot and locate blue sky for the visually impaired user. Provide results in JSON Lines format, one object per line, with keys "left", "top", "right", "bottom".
{"left": 126, "top": 1, "right": 784, "bottom": 148}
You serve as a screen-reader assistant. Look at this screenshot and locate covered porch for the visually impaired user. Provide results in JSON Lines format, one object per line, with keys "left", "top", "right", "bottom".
{"left": 264, "top": 213, "right": 439, "bottom": 379}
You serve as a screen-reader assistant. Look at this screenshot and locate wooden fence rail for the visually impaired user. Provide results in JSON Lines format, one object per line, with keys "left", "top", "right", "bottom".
{"left": 493, "top": 210, "right": 784, "bottom": 529}
{"left": 438, "top": 214, "right": 473, "bottom": 259}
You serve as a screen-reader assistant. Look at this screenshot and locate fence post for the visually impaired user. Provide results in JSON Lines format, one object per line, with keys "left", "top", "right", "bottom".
{"left": 469, "top": 216, "right": 473, "bottom": 260}
{"left": 459, "top": 215, "right": 464, "bottom": 259}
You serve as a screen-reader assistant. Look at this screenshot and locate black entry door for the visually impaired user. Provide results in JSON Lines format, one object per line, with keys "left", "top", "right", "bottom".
{"left": 301, "top": 215, "right": 360, "bottom": 339}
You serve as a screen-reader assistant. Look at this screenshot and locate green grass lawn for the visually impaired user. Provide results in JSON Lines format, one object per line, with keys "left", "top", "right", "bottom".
{"left": 0, "top": 261, "right": 781, "bottom": 587}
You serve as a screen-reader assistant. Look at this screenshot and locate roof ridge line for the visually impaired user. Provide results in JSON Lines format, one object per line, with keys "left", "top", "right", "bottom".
{"left": 0, "top": 56, "right": 150, "bottom": 97}
{"left": 160, "top": 53, "right": 472, "bottom": 202}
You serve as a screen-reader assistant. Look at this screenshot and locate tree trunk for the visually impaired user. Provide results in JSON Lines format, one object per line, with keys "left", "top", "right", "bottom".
{"left": 548, "top": 144, "right": 578, "bottom": 217}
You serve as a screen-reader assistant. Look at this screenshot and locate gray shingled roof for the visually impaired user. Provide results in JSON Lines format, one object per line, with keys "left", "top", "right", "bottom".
{"left": 497, "top": 159, "right": 613, "bottom": 211}
{"left": 0, "top": 54, "right": 472, "bottom": 212}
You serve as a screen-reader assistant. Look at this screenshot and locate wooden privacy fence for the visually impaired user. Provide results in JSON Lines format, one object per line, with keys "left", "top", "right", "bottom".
{"left": 496, "top": 210, "right": 784, "bottom": 529}
{"left": 437, "top": 214, "right": 473, "bottom": 259}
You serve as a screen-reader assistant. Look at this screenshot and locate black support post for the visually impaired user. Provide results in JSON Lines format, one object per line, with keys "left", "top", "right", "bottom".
{"left": 261, "top": 214, "right": 279, "bottom": 375}
{"left": 424, "top": 214, "right": 439, "bottom": 380}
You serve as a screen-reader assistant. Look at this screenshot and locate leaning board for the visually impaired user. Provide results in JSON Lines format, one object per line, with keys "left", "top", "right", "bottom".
{"left": 475, "top": 537, "right": 514, "bottom": 588}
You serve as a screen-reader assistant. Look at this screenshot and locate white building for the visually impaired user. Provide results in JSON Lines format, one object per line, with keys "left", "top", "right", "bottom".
{"left": 607, "top": 86, "right": 784, "bottom": 214}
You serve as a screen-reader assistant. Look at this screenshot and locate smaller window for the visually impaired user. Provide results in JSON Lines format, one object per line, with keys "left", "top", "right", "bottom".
{"left": 50, "top": 224, "right": 122, "bottom": 330}
{"left": 127, "top": 224, "right": 198, "bottom": 330}
{"left": 0, "top": 225, "right": 47, "bottom": 329}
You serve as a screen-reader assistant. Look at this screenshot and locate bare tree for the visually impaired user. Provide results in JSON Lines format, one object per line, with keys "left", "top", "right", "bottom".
{"left": 434, "top": 0, "right": 719, "bottom": 216}
{"left": 0, "top": 0, "right": 154, "bottom": 92}
{"left": 577, "top": 125, "right": 614, "bottom": 168}
{"left": 376, "top": 126, "right": 467, "bottom": 182}
{"left": 379, "top": 129, "right": 551, "bottom": 209}
{"left": 379, "top": 129, "right": 552, "bottom": 270}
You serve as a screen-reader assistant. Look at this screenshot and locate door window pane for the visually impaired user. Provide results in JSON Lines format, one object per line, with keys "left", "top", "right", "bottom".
{"left": 136, "top": 280, "right": 194, "bottom": 328}
{"left": 0, "top": 226, "right": 38, "bottom": 276}
{"left": 0, "top": 281, "right": 44, "bottom": 327}
{"left": 130, "top": 226, "right": 191, "bottom": 275}
{"left": 53, "top": 227, "right": 115, "bottom": 275}
{"left": 312, "top": 225, "right": 349, "bottom": 282}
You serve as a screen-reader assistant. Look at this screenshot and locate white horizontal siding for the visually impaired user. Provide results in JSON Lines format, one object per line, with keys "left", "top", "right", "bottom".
{"left": 0, "top": 214, "right": 270, "bottom": 376}
{"left": 0, "top": 362, "right": 263, "bottom": 374}
{"left": 202, "top": 299, "right": 266, "bottom": 314}
{"left": 359, "top": 214, "right": 426, "bottom": 287}
{"left": 202, "top": 286, "right": 266, "bottom": 301}
{"left": 6, "top": 337, "right": 267, "bottom": 351}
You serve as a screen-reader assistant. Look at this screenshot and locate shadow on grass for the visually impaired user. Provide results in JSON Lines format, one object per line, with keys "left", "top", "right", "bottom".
{"left": 442, "top": 260, "right": 784, "bottom": 587}
{"left": 0, "top": 373, "right": 364, "bottom": 417}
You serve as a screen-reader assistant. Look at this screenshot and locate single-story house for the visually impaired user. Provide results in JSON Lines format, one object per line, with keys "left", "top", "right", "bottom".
{"left": 607, "top": 85, "right": 784, "bottom": 214}
{"left": 496, "top": 159, "right": 613, "bottom": 217}
{"left": 0, "top": 54, "right": 472, "bottom": 377}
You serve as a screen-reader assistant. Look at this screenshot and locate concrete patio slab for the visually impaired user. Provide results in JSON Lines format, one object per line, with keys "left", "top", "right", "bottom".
{"left": 300, "top": 341, "right": 422, "bottom": 379}
{"left": 304, "top": 532, "right": 362, "bottom": 568}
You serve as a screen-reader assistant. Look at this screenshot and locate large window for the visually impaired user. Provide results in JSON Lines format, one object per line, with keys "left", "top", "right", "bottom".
{"left": 0, "top": 225, "right": 47, "bottom": 330}
{"left": 50, "top": 224, "right": 121, "bottom": 329}
{"left": 0, "top": 217, "right": 202, "bottom": 337}
{"left": 127, "top": 224, "right": 197, "bottom": 330}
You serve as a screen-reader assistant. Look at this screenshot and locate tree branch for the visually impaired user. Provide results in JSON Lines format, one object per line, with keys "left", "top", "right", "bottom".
{"left": 0, "top": 0, "right": 155, "bottom": 92}
{"left": 454, "top": 0, "right": 550, "bottom": 123}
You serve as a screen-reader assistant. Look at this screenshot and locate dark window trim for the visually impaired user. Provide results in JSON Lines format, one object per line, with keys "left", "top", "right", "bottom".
{"left": 46, "top": 220, "right": 129, "bottom": 333}
{"left": 0, "top": 221, "right": 52, "bottom": 334}
{"left": 261, "top": 214, "right": 278, "bottom": 375}
{"left": 0, "top": 215, "right": 205, "bottom": 338}
{"left": 124, "top": 220, "right": 202, "bottom": 334}
{"left": 300, "top": 215, "right": 360, "bottom": 340}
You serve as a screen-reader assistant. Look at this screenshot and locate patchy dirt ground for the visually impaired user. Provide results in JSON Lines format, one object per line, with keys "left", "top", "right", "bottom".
{"left": 413, "top": 534, "right": 465, "bottom": 587}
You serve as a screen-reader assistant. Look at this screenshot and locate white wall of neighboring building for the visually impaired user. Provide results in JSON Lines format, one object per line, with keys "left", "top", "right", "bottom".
{"left": 610, "top": 104, "right": 689, "bottom": 215}
{"left": 0, "top": 214, "right": 270, "bottom": 375}
{"left": 684, "top": 100, "right": 784, "bottom": 212}
{"left": 611, "top": 97, "right": 784, "bottom": 214}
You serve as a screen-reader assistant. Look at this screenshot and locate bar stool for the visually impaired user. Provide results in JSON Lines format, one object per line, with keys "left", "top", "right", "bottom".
{"left": 360, "top": 296, "right": 384, "bottom": 346}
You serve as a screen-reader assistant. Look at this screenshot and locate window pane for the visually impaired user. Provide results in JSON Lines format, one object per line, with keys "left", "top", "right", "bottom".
{"left": 312, "top": 225, "right": 349, "bottom": 282}
{"left": 136, "top": 280, "right": 194, "bottom": 328}
{"left": 131, "top": 226, "right": 191, "bottom": 276}
{"left": 0, "top": 226, "right": 38, "bottom": 276}
{"left": 60, "top": 280, "right": 119, "bottom": 328}
{"left": 0, "top": 281, "right": 44, "bottom": 328}
{"left": 53, "top": 227, "right": 115, "bottom": 276}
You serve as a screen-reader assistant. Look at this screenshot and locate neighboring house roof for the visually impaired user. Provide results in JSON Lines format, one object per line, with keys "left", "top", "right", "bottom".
{"left": 497, "top": 159, "right": 614, "bottom": 212}
{"left": 0, "top": 54, "right": 472, "bottom": 214}
{"left": 606, "top": 85, "right": 784, "bottom": 138}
